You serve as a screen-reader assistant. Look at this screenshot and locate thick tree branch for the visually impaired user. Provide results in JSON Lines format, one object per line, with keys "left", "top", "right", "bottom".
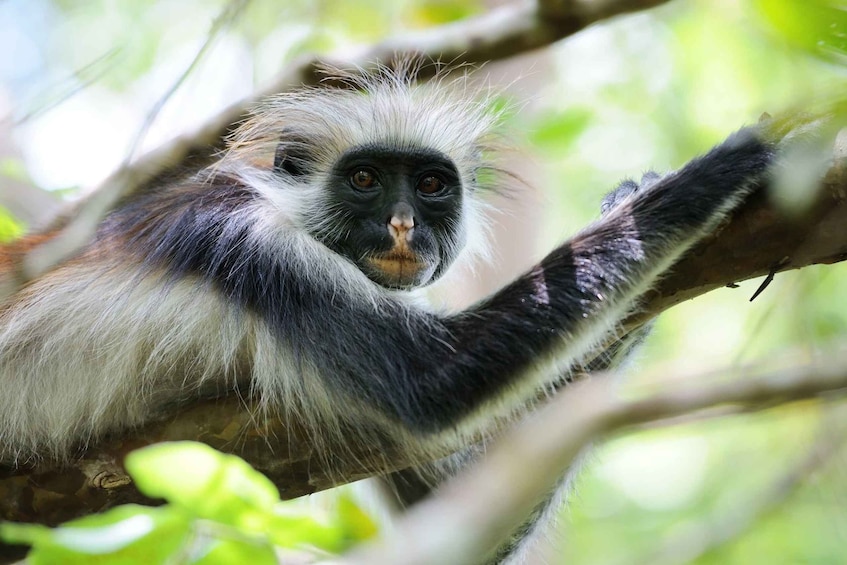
{"left": 631, "top": 142, "right": 847, "bottom": 329}
{"left": 1, "top": 151, "right": 846, "bottom": 527}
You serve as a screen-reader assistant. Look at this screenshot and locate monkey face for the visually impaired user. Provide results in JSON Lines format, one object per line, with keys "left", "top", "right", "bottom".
{"left": 316, "top": 145, "right": 466, "bottom": 290}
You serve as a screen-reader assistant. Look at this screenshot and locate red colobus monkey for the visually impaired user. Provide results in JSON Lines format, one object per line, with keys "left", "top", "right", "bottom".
{"left": 0, "top": 66, "right": 777, "bottom": 562}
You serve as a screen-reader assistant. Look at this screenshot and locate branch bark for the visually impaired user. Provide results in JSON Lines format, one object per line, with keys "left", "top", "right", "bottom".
{"left": 632, "top": 139, "right": 847, "bottom": 328}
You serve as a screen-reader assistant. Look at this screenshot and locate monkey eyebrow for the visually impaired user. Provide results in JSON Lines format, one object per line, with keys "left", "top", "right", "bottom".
{"left": 339, "top": 144, "right": 459, "bottom": 173}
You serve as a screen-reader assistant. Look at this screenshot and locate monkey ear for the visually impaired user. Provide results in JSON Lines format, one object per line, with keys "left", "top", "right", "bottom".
{"left": 274, "top": 133, "right": 311, "bottom": 177}
{"left": 274, "top": 143, "right": 306, "bottom": 177}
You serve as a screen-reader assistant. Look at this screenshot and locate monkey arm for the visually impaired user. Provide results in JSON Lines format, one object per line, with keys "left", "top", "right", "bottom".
{"left": 284, "top": 129, "right": 774, "bottom": 433}
{"left": 70, "top": 128, "right": 771, "bottom": 443}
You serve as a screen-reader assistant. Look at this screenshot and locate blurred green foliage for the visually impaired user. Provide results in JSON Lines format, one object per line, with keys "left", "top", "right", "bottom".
{"left": 3, "top": 0, "right": 847, "bottom": 563}
{"left": 754, "top": 0, "right": 847, "bottom": 63}
{"left": 0, "top": 442, "right": 377, "bottom": 564}
{"left": 0, "top": 207, "right": 24, "bottom": 243}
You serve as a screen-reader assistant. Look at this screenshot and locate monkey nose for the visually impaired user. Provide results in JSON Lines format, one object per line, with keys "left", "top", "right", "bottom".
{"left": 388, "top": 213, "right": 415, "bottom": 243}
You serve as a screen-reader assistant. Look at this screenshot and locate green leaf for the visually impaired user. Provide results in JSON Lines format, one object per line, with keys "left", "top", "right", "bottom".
{"left": 3, "top": 444, "right": 379, "bottom": 563}
{"left": 407, "top": 0, "right": 481, "bottom": 26}
{"left": 187, "top": 537, "right": 278, "bottom": 565}
{"left": 126, "top": 443, "right": 377, "bottom": 554}
{"left": 0, "top": 207, "right": 24, "bottom": 243}
{"left": 530, "top": 108, "right": 594, "bottom": 151}
{"left": 335, "top": 494, "right": 379, "bottom": 543}
{"left": 754, "top": 0, "right": 847, "bottom": 64}
{"left": 125, "top": 442, "right": 279, "bottom": 528}
{"left": 264, "top": 506, "right": 344, "bottom": 552}
{"left": 2, "top": 505, "right": 190, "bottom": 565}
{"left": 264, "top": 494, "right": 377, "bottom": 552}
{"left": 0, "top": 521, "right": 53, "bottom": 547}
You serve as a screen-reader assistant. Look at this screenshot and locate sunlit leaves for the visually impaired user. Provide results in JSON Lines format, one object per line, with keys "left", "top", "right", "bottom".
{"left": 529, "top": 108, "right": 594, "bottom": 153}
{"left": 1, "top": 506, "right": 190, "bottom": 565}
{"left": 1, "top": 442, "right": 377, "bottom": 564}
{"left": 754, "top": 0, "right": 847, "bottom": 64}
{"left": 126, "top": 442, "right": 280, "bottom": 526}
{"left": 406, "top": 0, "right": 481, "bottom": 26}
{"left": 0, "top": 207, "right": 23, "bottom": 243}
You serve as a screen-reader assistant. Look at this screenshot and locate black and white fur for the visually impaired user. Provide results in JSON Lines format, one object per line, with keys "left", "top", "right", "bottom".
{"left": 0, "top": 66, "right": 775, "bottom": 562}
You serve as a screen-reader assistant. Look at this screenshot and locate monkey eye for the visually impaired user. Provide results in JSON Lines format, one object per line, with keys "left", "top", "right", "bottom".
{"left": 350, "top": 169, "right": 378, "bottom": 190}
{"left": 417, "top": 175, "right": 446, "bottom": 195}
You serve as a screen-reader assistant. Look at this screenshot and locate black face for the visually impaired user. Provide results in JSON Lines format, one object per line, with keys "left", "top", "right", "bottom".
{"left": 308, "top": 144, "right": 465, "bottom": 289}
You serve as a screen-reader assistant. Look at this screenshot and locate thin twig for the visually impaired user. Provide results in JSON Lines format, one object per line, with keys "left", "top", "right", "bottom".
{"left": 11, "top": 48, "right": 123, "bottom": 126}
{"left": 125, "top": 0, "right": 252, "bottom": 161}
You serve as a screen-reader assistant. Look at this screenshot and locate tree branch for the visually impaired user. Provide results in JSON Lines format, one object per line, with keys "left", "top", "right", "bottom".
{"left": 631, "top": 138, "right": 847, "bottom": 330}
{"left": 339, "top": 349, "right": 847, "bottom": 565}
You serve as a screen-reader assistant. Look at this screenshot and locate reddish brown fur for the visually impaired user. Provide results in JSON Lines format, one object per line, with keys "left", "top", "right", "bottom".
{"left": 0, "top": 232, "right": 63, "bottom": 275}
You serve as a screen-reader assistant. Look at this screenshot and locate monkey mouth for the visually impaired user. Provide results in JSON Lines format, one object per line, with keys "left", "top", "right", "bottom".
{"left": 366, "top": 251, "right": 434, "bottom": 289}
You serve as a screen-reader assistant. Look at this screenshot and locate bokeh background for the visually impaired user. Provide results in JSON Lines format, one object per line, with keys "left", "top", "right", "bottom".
{"left": 2, "top": 0, "right": 847, "bottom": 563}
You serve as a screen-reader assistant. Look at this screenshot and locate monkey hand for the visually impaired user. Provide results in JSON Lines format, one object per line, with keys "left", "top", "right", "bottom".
{"left": 600, "top": 171, "right": 663, "bottom": 217}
